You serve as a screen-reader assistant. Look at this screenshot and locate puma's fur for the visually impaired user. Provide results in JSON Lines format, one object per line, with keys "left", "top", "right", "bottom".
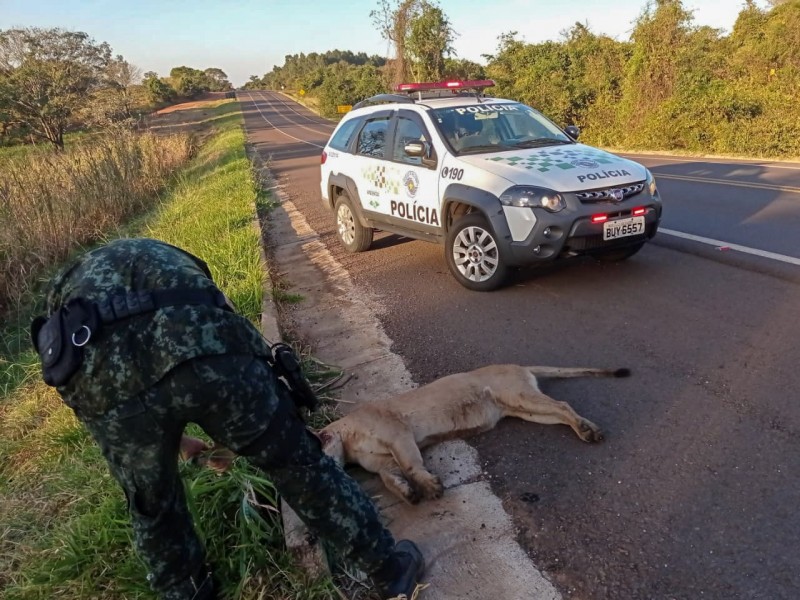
{"left": 318, "top": 364, "right": 629, "bottom": 504}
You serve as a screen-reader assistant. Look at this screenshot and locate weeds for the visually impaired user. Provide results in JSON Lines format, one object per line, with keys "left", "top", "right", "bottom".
{"left": 0, "top": 101, "right": 346, "bottom": 599}
{"left": 0, "top": 127, "right": 194, "bottom": 313}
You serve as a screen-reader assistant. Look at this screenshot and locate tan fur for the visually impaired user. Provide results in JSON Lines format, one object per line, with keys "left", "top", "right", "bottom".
{"left": 318, "top": 364, "right": 627, "bottom": 504}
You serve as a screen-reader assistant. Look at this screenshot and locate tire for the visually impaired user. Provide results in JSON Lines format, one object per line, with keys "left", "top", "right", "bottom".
{"left": 445, "top": 213, "right": 509, "bottom": 291}
{"left": 593, "top": 241, "right": 645, "bottom": 263}
{"left": 334, "top": 193, "right": 373, "bottom": 253}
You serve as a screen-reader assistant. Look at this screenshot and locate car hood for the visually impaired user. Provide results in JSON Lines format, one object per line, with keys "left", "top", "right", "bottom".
{"left": 458, "top": 143, "right": 647, "bottom": 192}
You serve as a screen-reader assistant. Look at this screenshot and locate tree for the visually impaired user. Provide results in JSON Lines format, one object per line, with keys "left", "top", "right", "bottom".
{"left": 443, "top": 58, "right": 486, "bottom": 80}
{"left": 169, "top": 66, "right": 208, "bottom": 98}
{"left": 372, "top": 0, "right": 416, "bottom": 86}
{"left": 243, "top": 74, "right": 262, "bottom": 90}
{"left": 372, "top": 0, "right": 455, "bottom": 85}
{"left": 92, "top": 54, "right": 142, "bottom": 123}
{"left": 203, "top": 67, "right": 232, "bottom": 91}
{"left": 407, "top": 2, "right": 455, "bottom": 81}
{"left": 143, "top": 71, "right": 175, "bottom": 104}
{"left": 0, "top": 27, "right": 111, "bottom": 149}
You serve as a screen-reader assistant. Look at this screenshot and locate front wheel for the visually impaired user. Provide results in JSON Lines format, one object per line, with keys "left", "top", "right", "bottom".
{"left": 445, "top": 213, "right": 509, "bottom": 291}
{"left": 593, "top": 241, "right": 645, "bottom": 262}
{"left": 335, "top": 193, "right": 373, "bottom": 252}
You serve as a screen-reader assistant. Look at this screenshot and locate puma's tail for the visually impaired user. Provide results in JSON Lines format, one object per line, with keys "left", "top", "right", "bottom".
{"left": 526, "top": 366, "right": 631, "bottom": 379}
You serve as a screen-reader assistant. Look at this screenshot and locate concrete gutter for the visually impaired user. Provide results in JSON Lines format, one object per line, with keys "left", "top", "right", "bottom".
{"left": 251, "top": 156, "right": 561, "bottom": 599}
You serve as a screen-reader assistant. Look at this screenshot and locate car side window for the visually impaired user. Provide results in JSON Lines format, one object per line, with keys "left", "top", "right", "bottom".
{"left": 329, "top": 118, "right": 361, "bottom": 152}
{"left": 357, "top": 118, "right": 389, "bottom": 158}
{"left": 393, "top": 117, "right": 431, "bottom": 166}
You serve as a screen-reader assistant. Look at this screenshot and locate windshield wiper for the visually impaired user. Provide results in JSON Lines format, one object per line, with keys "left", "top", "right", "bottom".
{"left": 510, "top": 138, "right": 573, "bottom": 148}
{"left": 457, "top": 144, "right": 515, "bottom": 154}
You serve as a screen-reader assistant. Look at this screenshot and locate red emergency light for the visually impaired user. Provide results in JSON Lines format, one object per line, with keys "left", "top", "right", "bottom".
{"left": 394, "top": 79, "right": 496, "bottom": 93}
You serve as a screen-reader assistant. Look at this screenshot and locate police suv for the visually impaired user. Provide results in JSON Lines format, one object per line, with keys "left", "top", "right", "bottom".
{"left": 320, "top": 80, "right": 662, "bottom": 291}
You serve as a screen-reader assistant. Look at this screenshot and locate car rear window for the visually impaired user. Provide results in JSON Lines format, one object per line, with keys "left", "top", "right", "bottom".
{"left": 329, "top": 118, "right": 361, "bottom": 152}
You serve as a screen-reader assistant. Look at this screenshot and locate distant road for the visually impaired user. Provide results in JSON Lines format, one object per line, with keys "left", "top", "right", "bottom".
{"left": 621, "top": 153, "right": 800, "bottom": 264}
{"left": 240, "top": 90, "right": 800, "bottom": 600}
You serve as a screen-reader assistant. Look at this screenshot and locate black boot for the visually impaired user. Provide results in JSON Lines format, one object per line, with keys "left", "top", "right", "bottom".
{"left": 372, "top": 539, "right": 425, "bottom": 600}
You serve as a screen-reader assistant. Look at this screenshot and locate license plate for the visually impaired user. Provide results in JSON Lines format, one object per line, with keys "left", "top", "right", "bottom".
{"left": 603, "top": 216, "right": 645, "bottom": 241}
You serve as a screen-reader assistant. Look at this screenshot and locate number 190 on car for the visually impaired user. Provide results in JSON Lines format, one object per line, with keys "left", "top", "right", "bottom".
{"left": 603, "top": 216, "right": 645, "bottom": 241}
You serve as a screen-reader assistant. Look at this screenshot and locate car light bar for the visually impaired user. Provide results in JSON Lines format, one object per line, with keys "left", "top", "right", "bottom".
{"left": 394, "top": 79, "right": 496, "bottom": 93}
{"left": 632, "top": 207, "right": 646, "bottom": 216}
{"left": 591, "top": 214, "right": 608, "bottom": 224}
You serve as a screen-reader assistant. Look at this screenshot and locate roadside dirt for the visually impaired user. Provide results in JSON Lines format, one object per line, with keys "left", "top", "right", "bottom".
{"left": 147, "top": 92, "right": 236, "bottom": 139}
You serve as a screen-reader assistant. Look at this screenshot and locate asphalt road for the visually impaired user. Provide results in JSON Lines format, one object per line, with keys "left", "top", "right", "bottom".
{"left": 240, "top": 90, "right": 800, "bottom": 600}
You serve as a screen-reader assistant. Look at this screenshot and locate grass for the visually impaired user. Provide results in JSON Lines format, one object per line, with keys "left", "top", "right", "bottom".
{"left": 0, "top": 101, "right": 353, "bottom": 599}
{"left": 0, "top": 127, "right": 194, "bottom": 314}
{"left": 0, "top": 131, "right": 99, "bottom": 161}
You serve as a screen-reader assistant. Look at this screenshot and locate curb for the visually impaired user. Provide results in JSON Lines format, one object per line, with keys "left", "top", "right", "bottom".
{"left": 249, "top": 150, "right": 330, "bottom": 578}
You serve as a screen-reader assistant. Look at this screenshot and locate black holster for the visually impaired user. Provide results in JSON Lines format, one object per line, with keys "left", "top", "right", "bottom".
{"left": 31, "top": 298, "right": 101, "bottom": 387}
{"left": 269, "top": 343, "right": 319, "bottom": 412}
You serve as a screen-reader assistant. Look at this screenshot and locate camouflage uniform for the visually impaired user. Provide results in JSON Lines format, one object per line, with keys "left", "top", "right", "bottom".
{"left": 45, "top": 238, "right": 395, "bottom": 599}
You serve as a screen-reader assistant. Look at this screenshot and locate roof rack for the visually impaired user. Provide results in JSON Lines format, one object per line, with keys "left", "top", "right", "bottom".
{"left": 352, "top": 93, "right": 414, "bottom": 110}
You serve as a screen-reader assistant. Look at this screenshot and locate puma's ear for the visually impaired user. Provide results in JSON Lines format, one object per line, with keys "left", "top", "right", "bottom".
{"left": 317, "top": 430, "right": 332, "bottom": 446}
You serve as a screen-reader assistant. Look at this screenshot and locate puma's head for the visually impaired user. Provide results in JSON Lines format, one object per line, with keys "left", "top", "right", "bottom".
{"left": 317, "top": 428, "right": 345, "bottom": 466}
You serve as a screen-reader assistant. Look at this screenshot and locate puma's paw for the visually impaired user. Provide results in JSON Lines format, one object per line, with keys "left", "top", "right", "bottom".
{"left": 418, "top": 474, "right": 444, "bottom": 500}
{"left": 577, "top": 418, "right": 604, "bottom": 443}
{"left": 402, "top": 484, "right": 422, "bottom": 505}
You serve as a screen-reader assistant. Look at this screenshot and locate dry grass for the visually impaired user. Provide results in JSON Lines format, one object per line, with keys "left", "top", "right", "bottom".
{"left": 0, "top": 128, "right": 194, "bottom": 313}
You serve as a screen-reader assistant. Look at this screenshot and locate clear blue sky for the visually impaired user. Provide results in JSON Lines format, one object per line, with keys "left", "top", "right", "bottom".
{"left": 0, "top": 0, "right": 763, "bottom": 86}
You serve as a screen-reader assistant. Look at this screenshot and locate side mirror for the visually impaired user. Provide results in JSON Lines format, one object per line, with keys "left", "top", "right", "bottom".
{"left": 405, "top": 141, "right": 437, "bottom": 169}
{"left": 404, "top": 141, "right": 425, "bottom": 157}
{"left": 565, "top": 125, "right": 580, "bottom": 141}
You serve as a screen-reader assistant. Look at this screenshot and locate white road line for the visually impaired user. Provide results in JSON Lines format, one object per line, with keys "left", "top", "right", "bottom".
{"left": 269, "top": 91, "right": 337, "bottom": 130}
{"left": 654, "top": 173, "right": 800, "bottom": 194}
{"left": 256, "top": 91, "right": 334, "bottom": 137}
{"left": 624, "top": 154, "right": 800, "bottom": 171}
{"left": 244, "top": 92, "right": 324, "bottom": 149}
{"left": 659, "top": 228, "right": 800, "bottom": 266}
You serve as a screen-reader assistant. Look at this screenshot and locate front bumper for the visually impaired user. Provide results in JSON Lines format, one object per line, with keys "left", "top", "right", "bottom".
{"left": 502, "top": 196, "right": 662, "bottom": 266}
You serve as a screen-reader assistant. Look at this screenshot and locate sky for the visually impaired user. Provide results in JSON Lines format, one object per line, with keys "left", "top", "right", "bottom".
{"left": 0, "top": 0, "right": 766, "bottom": 86}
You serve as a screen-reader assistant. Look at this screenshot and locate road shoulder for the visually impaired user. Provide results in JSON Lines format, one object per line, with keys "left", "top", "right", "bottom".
{"left": 249, "top": 149, "right": 561, "bottom": 600}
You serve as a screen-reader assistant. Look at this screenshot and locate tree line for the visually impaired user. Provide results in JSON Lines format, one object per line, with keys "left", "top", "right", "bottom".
{"left": 249, "top": 0, "right": 800, "bottom": 157}
{"left": 0, "top": 27, "right": 233, "bottom": 149}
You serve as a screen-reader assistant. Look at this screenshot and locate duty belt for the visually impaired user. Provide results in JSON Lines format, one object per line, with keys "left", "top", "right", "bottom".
{"left": 31, "top": 287, "right": 231, "bottom": 387}
{"left": 95, "top": 288, "right": 230, "bottom": 324}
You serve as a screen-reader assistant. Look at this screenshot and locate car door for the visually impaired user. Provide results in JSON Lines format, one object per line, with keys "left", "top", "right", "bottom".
{"left": 386, "top": 110, "right": 441, "bottom": 231}
{"left": 350, "top": 111, "right": 394, "bottom": 220}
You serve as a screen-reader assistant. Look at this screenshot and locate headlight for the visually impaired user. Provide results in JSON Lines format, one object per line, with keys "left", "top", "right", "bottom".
{"left": 646, "top": 169, "right": 658, "bottom": 197}
{"left": 499, "top": 186, "right": 566, "bottom": 213}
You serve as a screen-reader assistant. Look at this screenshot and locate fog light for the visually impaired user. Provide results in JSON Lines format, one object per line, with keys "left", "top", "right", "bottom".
{"left": 543, "top": 227, "right": 552, "bottom": 238}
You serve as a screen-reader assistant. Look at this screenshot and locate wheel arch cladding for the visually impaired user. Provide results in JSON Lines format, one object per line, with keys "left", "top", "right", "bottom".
{"left": 442, "top": 183, "right": 511, "bottom": 242}
{"left": 329, "top": 173, "right": 370, "bottom": 227}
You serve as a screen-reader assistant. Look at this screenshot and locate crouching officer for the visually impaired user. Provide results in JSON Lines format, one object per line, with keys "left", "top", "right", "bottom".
{"left": 31, "top": 238, "right": 424, "bottom": 600}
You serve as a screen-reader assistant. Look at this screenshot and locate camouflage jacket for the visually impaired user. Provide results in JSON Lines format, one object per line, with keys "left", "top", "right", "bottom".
{"left": 45, "top": 238, "right": 270, "bottom": 415}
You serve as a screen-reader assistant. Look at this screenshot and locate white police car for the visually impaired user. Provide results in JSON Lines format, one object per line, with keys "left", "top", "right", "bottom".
{"left": 320, "top": 80, "right": 662, "bottom": 291}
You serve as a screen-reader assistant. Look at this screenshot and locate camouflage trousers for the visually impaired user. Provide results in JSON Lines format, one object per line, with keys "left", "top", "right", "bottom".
{"left": 80, "top": 354, "right": 395, "bottom": 599}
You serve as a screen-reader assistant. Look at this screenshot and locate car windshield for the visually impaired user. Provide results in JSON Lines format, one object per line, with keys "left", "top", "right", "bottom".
{"left": 430, "top": 102, "right": 573, "bottom": 155}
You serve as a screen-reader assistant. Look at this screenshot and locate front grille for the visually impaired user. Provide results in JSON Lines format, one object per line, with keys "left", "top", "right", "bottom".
{"left": 576, "top": 182, "right": 645, "bottom": 204}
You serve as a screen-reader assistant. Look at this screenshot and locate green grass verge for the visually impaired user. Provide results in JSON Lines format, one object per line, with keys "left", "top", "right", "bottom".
{"left": 0, "top": 102, "right": 345, "bottom": 599}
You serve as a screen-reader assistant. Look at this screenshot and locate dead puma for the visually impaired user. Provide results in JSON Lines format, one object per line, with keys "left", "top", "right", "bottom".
{"left": 318, "top": 364, "right": 629, "bottom": 504}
